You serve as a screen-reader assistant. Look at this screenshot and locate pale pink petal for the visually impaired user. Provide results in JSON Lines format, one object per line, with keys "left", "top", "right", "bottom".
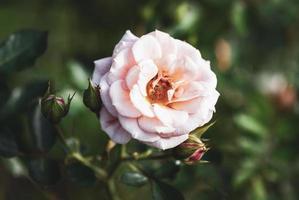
{"left": 176, "top": 110, "right": 214, "bottom": 134}
{"left": 168, "top": 56, "right": 198, "bottom": 82}
{"left": 132, "top": 35, "right": 162, "bottom": 62}
{"left": 170, "top": 97, "right": 203, "bottom": 114}
{"left": 170, "top": 81, "right": 205, "bottom": 103}
{"left": 100, "top": 108, "right": 131, "bottom": 144}
{"left": 146, "top": 134, "right": 188, "bottom": 150}
{"left": 197, "top": 61, "right": 217, "bottom": 89}
{"left": 125, "top": 65, "right": 140, "bottom": 90}
{"left": 175, "top": 39, "right": 203, "bottom": 65}
{"left": 99, "top": 74, "right": 118, "bottom": 116}
{"left": 92, "top": 57, "right": 112, "bottom": 85}
{"left": 109, "top": 48, "right": 136, "bottom": 82}
{"left": 109, "top": 80, "right": 141, "bottom": 118}
{"left": 167, "top": 89, "right": 175, "bottom": 101}
{"left": 118, "top": 115, "right": 159, "bottom": 142}
{"left": 113, "top": 30, "right": 138, "bottom": 57}
{"left": 153, "top": 104, "right": 188, "bottom": 127}
{"left": 170, "top": 89, "right": 219, "bottom": 114}
{"left": 150, "top": 30, "right": 177, "bottom": 56}
{"left": 130, "top": 85, "right": 154, "bottom": 117}
{"left": 137, "top": 60, "right": 158, "bottom": 96}
{"left": 138, "top": 116, "right": 175, "bottom": 134}
{"left": 155, "top": 54, "right": 176, "bottom": 72}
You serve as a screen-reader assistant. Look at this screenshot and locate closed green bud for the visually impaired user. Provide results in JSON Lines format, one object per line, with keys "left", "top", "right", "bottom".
{"left": 41, "top": 83, "right": 75, "bottom": 123}
{"left": 173, "top": 135, "right": 208, "bottom": 164}
{"left": 83, "top": 79, "right": 101, "bottom": 113}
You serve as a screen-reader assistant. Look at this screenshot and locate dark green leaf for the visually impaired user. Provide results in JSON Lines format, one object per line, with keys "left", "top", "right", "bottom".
{"left": 0, "top": 80, "right": 10, "bottom": 108}
{"left": 0, "top": 30, "right": 48, "bottom": 74}
{"left": 27, "top": 158, "right": 61, "bottom": 187}
{"left": 120, "top": 172, "right": 148, "bottom": 187}
{"left": 17, "top": 100, "right": 57, "bottom": 154}
{"left": 151, "top": 180, "right": 184, "bottom": 200}
{"left": 0, "top": 128, "right": 19, "bottom": 158}
{"left": 154, "top": 161, "right": 180, "bottom": 180}
{"left": 66, "top": 162, "right": 97, "bottom": 187}
{"left": 0, "top": 80, "right": 48, "bottom": 119}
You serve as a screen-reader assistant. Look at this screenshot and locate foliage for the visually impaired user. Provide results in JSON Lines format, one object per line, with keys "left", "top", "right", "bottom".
{"left": 1, "top": 0, "right": 299, "bottom": 200}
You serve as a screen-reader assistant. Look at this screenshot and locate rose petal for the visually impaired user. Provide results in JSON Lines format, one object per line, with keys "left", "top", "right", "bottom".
{"left": 175, "top": 39, "right": 203, "bottom": 65}
{"left": 150, "top": 30, "right": 177, "bottom": 56}
{"left": 197, "top": 61, "right": 217, "bottom": 89}
{"left": 145, "top": 134, "right": 188, "bottom": 150}
{"left": 153, "top": 104, "right": 188, "bottom": 127}
{"left": 109, "top": 48, "right": 136, "bottom": 82}
{"left": 92, "top": 57, "right": 112, "bottom": 85}
{"left": 130, "top": 85, "right": 155, "bottom": 117}
{"left": 170, "top": 81, "right": 205, "bottom": 103}
{"left": 132, "top": 35, "right": 162, "bottom": 62}
{"left": 99, "top": 74, "right": 118, "bottom": 116}
{"left": 118, "top": 115, "right": 159, "bottom": 142}
{"left": 137, "top": 60, "right": 158, "bottom": 96}
{"left": 170, "top": 89, "right": 219, "bottom": 114}
{"left": 113, "top": 30, "right": 138, "bottom": 57}
{"left": 138, "top": 116, "right": 175, "bottom": 134}
{"left": 176, "top": 110, "right": 214, "bottom": 134}
{"left": 125, "top": 65, "right": 140, "bottom": 90}
{"left": 168, "top": 56, "right": 198, "bottom": 82}
{"left": 109, "top": 80, "right": 141, "bottom": 118}
{"left": 100, "top": 108, "right": 131, "bottom": 144}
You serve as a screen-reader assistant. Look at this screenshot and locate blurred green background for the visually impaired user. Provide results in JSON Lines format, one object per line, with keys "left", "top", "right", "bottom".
{"left": 1, "top": 0, "right": 299, "bottom": 199}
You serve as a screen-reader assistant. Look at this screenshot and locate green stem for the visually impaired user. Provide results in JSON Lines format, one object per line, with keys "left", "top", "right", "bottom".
{"left": 54, "top": 124, "right": 68, "bottom": 148}
{"left": 122, "top": 152, "right": 172, "bottom": 162}
{"left": 71, "top": 152, "right": 107, "bottom": 180}
{"left": 107, "top": 179, "right": 121, "bottom": 200}
{"left": 54, "top": 124, "right": 108, "bottom": 180}
{"left": 108, "top": 151, "right": 172, "bottom": 179}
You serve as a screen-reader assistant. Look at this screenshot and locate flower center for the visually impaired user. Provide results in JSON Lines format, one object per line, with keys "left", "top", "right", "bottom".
{"left": 147, "top": 74, "right": 172, "bottom": 104}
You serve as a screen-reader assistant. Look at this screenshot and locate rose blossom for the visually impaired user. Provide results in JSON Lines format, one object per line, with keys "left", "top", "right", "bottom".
{"left": 92, "top": 30, "right": 219, "bottom": 150}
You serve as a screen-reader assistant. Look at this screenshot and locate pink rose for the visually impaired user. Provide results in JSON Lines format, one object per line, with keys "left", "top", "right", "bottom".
{"left": 92, "top": 30, "right": 219, "bottom": 150}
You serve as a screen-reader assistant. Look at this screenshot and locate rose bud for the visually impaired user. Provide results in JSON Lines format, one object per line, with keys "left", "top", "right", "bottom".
{"left": 83, "top": 79, "right": 101, "bottom": 113}
{"left": 173, "top": 135, "right": 208, "bottom": 164}
{"left": 41, "top": 84, "right": 75, "bottom": 123}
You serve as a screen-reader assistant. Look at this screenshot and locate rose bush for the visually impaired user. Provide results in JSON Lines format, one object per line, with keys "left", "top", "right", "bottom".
{"left": 92, "top": 30, "right": 219, "bottom": 150}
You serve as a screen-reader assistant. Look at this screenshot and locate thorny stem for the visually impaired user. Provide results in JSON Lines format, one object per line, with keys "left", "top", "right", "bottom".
{"left": 54, "top": 124, "right": 172, "bottom": 198}
{"left": 70, "top": 152, "right": 107, "bottom": 180}
{"left": 107, "top": 150, "right": 173, "bottom": 179}
{"left": 54, "top": 124, "right": 108, "bottom": 180}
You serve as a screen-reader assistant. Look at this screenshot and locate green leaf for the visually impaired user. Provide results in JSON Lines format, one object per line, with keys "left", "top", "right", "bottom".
{"left": 120, "top": 172, "right": 148, "bottom": 187}
{"left": 0, "top": 30, "right": 48, "bottom": 74}
{"left": 67, "top": 60, "right": 89, "bottom": 90}
{"left": 66, "top": 162, "right": 97, "bottom": 187}
{"left": 251, "top": 176, "right": 267, "bottom": 200}
{"left": 151, "top": 180, "right": 184, "bottom": 200}
{"left": 154, "top": 161, "right": 180, "bottom": 180}
{"left": 0, "top": 80, "right": 10, "bottom": 108}
{"left": 231, "top": 1, "right": 247, "bottom": 36}
{"left": 234, "top": 114, "right": 267, "bottom": 137}
{"left": 27, "top": 158, "right": 61, "bottom": 187}
{"left": 0, "top": 128, "right": 19, "bottom": 158}
{"left": 0, "top": 80, "right": 48, "bottom": 119}
{"left": 18, "top": 100, "right": 57, "bottom": 154}
{"left": 191, "top": 121, "right": 215, "bottom": 138}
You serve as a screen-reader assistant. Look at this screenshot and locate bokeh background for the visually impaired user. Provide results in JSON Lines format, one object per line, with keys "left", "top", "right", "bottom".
{"left": 1, "top": 0, "right": 299, "bottom": 199}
